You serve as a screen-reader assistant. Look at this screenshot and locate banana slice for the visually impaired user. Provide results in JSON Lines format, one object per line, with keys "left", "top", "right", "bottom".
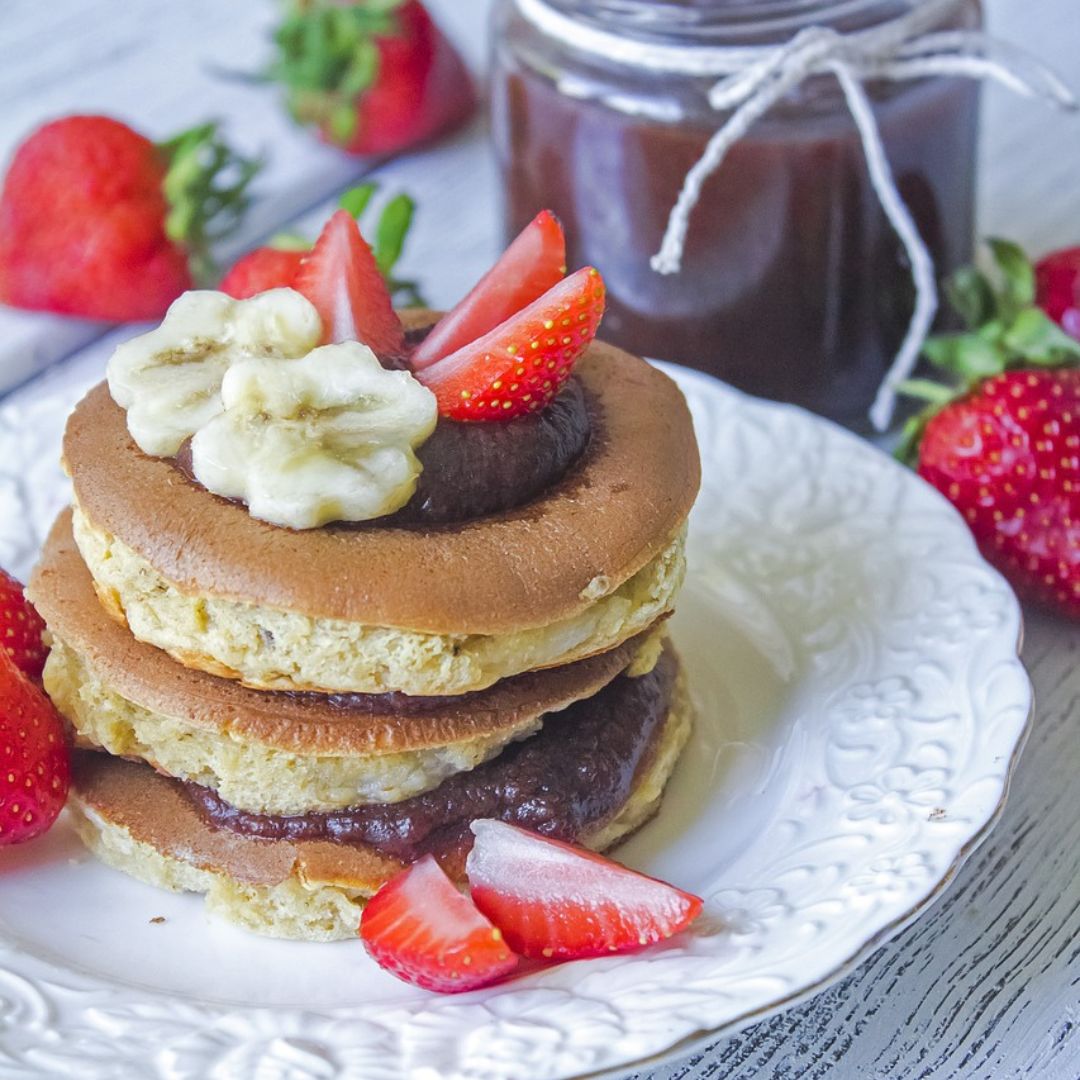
{"left": 190, "top": 341, "right": 438, "bottom": 529}
{"left": 107, "top": 289, "right": 322, "bottom": 457}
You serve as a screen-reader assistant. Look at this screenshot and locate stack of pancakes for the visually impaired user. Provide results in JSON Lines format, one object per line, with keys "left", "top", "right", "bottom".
{"left": 28, "top": 320, "right": 700, "bottom": 941}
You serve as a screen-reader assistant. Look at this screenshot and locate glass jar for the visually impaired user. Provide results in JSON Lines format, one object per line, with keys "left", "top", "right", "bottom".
{"left": 490, "top": 0, "right": 982, "bottom": 429}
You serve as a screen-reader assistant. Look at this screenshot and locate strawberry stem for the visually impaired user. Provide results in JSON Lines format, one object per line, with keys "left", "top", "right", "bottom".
{"left": 895, "top": 378, "right": 956, "bottom": 405}
{"left": 158, "top": 122, "right": 261, "bottom": 285}
{"left": 270, "top": 0, "right": 407, "bottom": 138}
{"left": 898, "top": 236, "right": 1080, "bottom": 466}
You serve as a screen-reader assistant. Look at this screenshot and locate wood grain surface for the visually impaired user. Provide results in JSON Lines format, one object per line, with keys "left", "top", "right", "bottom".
{"left": 0, "top": 2, "right": 1076, "bottom": 1078}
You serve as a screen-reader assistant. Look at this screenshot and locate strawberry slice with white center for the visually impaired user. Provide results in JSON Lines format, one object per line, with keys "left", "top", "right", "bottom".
{"left": 410, "top": 209, "right": 567, "bottom": 370}
{"left": 293, "top": 209, "right": 405, "bottom": 357}
{"left": 360, "top": 854, "right": 519, "bottom": 993}
{"left": 466, "top": 821, "right": 703, "bottom": 961}
{"left": 416, "top": 266, "right": 605, "bottom": 422}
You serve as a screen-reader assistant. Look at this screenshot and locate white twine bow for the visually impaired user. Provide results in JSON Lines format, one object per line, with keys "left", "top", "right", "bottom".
{"left": 516, "top": 0, "right": 1078, "bottom": 430}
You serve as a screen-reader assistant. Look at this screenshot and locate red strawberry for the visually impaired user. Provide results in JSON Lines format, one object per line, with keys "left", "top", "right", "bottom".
{"left": 1035, "top": 246, "right": 1080, "bottom": 341}
{"left": 466, "top": 821, "right": 703, "bottom": 961}
{"left": 0, "top": 116, "right": 258, "bottom": 322}
{"left": 293, "top": 210, "right": 405, "bottom": 355}
{"left": 0, "top": 571, "right": 48, "bottom": 681}
{"left": 411, "top": 210, "right": 566, "bottom": 370}
{"left": 360, "top": 854, "right": 519, "bottom": 993}
{"left": 271, "top": 0, "right": 475, "bottom": 157}
{"left": 0, "top": 649, "right": 70, "bottom": 846}
{"left": 915, "top": 370, "right": 1080, "bottom": 616}
{"left": 417, "top": 267, "right": 605, "bottom": 421}
{"left": 220, "top": 247, "right": 306, "bottom": 300}
{"left": 900, "top": 239, "right": 1080, "bottom": 618}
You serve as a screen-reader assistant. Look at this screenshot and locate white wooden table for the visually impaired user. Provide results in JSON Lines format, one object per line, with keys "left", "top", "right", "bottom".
{"left": 0, "top": 3, "right": 1076, "bottom": 1078}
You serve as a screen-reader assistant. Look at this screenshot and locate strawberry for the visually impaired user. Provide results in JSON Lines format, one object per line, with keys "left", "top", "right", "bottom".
{"left": 1035, "top": 246, "right": 1080, "bottom": 341}
{"left": 220, "top": 184, "right": 424, "bottom": 311}
{"left": 466, "top": 820, "right": 703, "bottom": 961}
{"left": 360, "top": 854, "right": 519, "bottom": 993}
{"left": 293, "top": 209, "right": 405, "bottom": 355}
{"left": 416, "top": 267, "right": 606, "bottom": 421}
{"left": 0, "top": 571, "right": 48, "bottom": 681}
{"left": 219, "top": 246, "right": 306, "bottom": 300}
{"left": 899, "top": 239, "right": 1080, "bottom": 618}
{"left": 0, "top": 649, "right": 70, "bottom": 846}
{"left": 0, "top": 116, "right": 258, "bottom": 322}
{"left": 411, "top": 210, "right": 567, "bottom": 370}
{"left": 271, "top": 0, "right": 475, "bottom": 158}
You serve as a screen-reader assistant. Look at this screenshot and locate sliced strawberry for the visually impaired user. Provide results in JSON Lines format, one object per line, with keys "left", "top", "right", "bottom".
{"left": 219, "top": 246, "right": 306, "bottom": 299}
{"left": 411, "top": 210, "right": 566, "bottom": 370}
{"left": 0, "top": 570, "right": 47, "bottom": 680}
{"left": 417, "top": 266, "right": 605, "bottom": 421}
{"left": 293, "top": 209, "right": 404, "bottom": 356}
{"left": 360, "top": 854, "right": 519, "bottom": 993}
{"left": 466, "top": 820, "right": 703, "bottom": 961}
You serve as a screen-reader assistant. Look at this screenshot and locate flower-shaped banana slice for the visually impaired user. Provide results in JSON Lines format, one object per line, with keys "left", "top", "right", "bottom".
{"left": 190, "top": 342, "right": 438, "bottom": 529}
{"left": 107, "top": 289, "right": 322, "bottom": 457}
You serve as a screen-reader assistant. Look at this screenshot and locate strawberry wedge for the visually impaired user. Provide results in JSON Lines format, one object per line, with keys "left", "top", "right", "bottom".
{"left": 466, "top": 820, "right": 703, "bottom": 961}
{"left": 416, "top": 266, "right": 605, "bottom": 422}
{"left": 411, "top": 210, "right": 567, "bottom": 370}
{"left": 293, "top": 209, "right": 404, "bottom": 356}
{"left": 360, "top": 855, "right": 519, "bottom": 993}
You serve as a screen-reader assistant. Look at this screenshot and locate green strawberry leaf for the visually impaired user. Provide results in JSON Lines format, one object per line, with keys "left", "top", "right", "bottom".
{"left": 374, "top": 194, "right": 415, "bottom": 277}
{"left": 158, "top": 121, "right": 262, "bottom": 284}
{"left": 894, "top": 378, "right": 957, "bottom": 405}
{"left": 944, "top": 265, "right": 997, "bottom": 329}
{"left": 922, "top": 330, "right": 1007, "bottom": 381}
{"left": 1002, "top": 307, "right": 1080, "bottom": 365}
{"left": 329, "top": 104, "right": 358, "bottom": 144}
{"left": 339, "top": 37, "right": 380, "bottom": 98}
{"left": 986, "top": 237, "right": 1036, "bottom": 316}
{"left": 270, "top": 0, "right": 407, "bottom": 139}
{"left": 339, "top": 183, "right": 377, "bottom": 219}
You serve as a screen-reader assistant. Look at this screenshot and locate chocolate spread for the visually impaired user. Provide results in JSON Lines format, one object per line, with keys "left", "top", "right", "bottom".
{"left": 185, "top": 647, "right": 677, "bottom": 864}
{"left": 173, "top": 377, "right": 591, "bottom": 526}
{"left": 392, "top": 376, "right": 591, "bottom": 524}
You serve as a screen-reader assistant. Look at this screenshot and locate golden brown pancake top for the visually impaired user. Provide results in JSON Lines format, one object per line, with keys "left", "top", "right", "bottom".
{"left": 63, "top": 320, "right": 700, "bottom": 636}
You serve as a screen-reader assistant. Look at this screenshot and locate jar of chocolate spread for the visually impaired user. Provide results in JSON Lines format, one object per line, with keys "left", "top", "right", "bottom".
{"left": 490, "top": 0, "right": 982, "bottom": 429}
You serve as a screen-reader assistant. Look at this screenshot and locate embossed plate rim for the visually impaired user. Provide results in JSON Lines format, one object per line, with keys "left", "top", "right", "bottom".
{"left": 0, "top": 363, "right": 1033, "bottom": 1080}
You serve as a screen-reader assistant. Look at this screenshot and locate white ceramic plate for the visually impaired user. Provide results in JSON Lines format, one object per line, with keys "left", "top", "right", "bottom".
{"left": 0, "top": 364, "right": 1032, "bottom": 1080}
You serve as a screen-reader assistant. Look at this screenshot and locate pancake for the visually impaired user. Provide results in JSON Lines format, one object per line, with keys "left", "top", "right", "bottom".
{"left": 67, "top": 659, "right": 694, "bottom": 942}
{"left": 64, "top": 323, "right": 700, "bottom": 695}
{"left": 31, "top": 510, "right": 664, "bottom": 815}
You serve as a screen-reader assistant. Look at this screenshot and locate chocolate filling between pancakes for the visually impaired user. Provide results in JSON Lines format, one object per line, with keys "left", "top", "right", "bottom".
{"left": 184, "top": 647, "right": 677, "bottom": 865}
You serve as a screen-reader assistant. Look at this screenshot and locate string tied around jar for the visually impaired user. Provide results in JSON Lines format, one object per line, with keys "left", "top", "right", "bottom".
{"left": 516, "top": 0, "right": 1078, "bottom": 430}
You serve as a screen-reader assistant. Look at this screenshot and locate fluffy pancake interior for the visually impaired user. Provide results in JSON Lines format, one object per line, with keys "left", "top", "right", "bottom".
{"left": 44, "top": 626, "right": 665, "bottom": 815}
{"left": 72, "top": 501, "right": 686, "bottom": 696}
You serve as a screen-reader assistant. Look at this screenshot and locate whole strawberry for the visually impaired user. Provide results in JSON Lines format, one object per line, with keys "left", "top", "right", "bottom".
{"left": 0, "top": 649, "right": 70, "bottom": 845}
{"left": 270, "top": 0, "right": 475, "bottom": 157}
{"left": 1035, "top": 246, "right": 1080, "bottom": 341}
{"left": 0, "top": 570, "right": 48, "bottom": 680}
{"left": 0, "top": 116, "right": 258, "bottom": 322}
{"left": 900, "top": 239, "right": 1080, "bottom": 618}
